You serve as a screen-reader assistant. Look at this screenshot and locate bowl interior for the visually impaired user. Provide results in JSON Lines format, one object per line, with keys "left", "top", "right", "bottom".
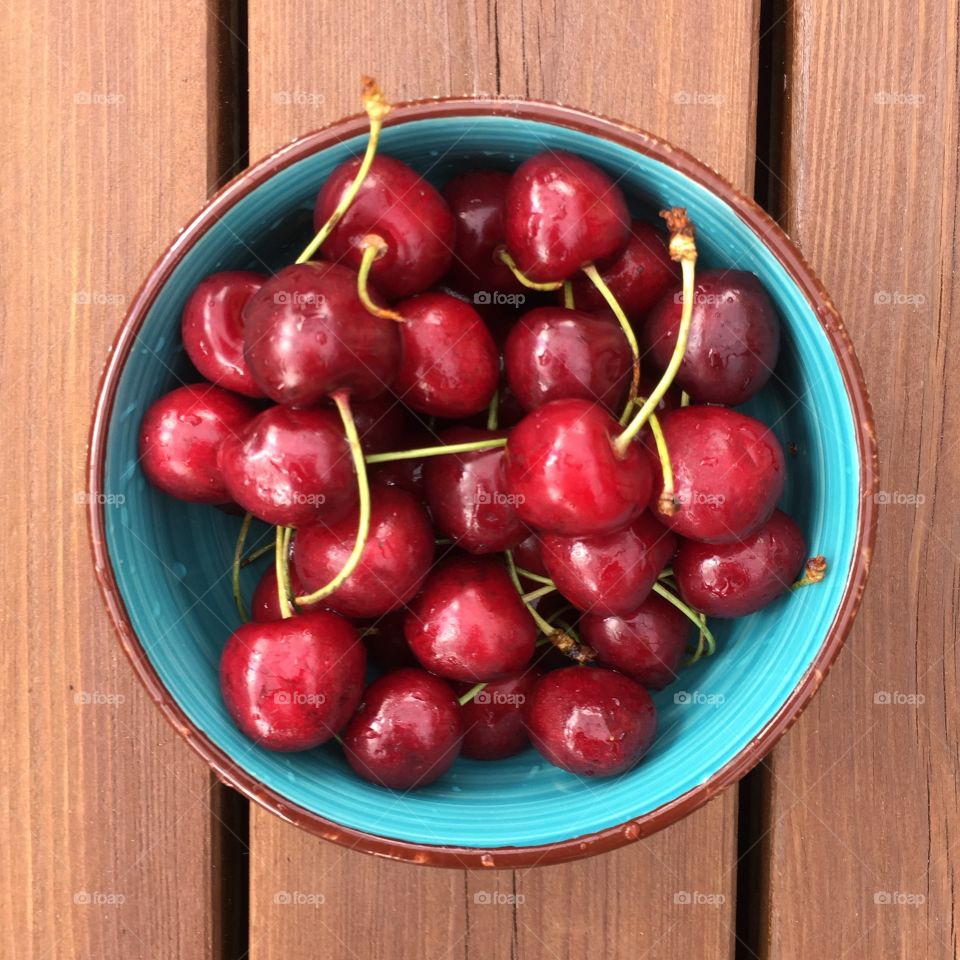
{"left": 103, "top": 114, "right": 859, "bottom": 849}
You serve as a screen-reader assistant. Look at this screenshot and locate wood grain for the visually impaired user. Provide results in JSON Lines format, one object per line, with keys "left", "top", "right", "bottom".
{"left": 0, "top": 2, "right": 226, "bottom": 957}
{"left": 761, "top": 1, "right": 960, "bottom": 956}
{"left": 245, "top": 1, "right": 758, "bottom": 957}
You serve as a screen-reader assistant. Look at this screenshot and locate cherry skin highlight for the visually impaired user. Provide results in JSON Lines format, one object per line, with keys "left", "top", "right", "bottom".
{"left": 457, "top": 670, "right": 539, "bottom": 760}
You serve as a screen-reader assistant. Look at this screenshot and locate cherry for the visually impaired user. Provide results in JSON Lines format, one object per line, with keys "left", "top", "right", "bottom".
{"left": 343, "top": 668, "right": 463, "bottom": 789}
{"left": 218, "top": 405, "right": 356, "bottom": 527}
{"left": 568, "top": 221, "right": 679, "bottom": 318}
{"left": 580, "top": 593, "right": 692, "bottom": 689}
{"left": 314, "top": 155, "right": 455, "bottom": 300}
{"left": 219, "top": 611, "right": 366, "bottom": 752}
{"left": 541, "top": 511, "right": 677, "bottom": 615}
{"left": 294, "top": 484, "right": 434, "bottom": 618}
{"left": 181, "top": 271, "right": 267, "bottom": 397}
{"left": 502, "top": 398, "right": 653, "bottom": 536}
{"left": 242, "top": 261, "right": 399, "bottom": 407}
{"left": 368, "top": 424, "right": 434, "bottom": 501}
{"left": 647, "top": 406, "right": 786, "bottom": 543}
{"left": 405, "top": 556, "right": 536, "bottom": 682}
{"left": 503, "top": 151, "right": 630, "bottom": 282}
{"left": 524, "top": 666, "right": 657, "bottom": 777}
{"left": 513, "top": 531, "right": 548, "bottom": 577}
{"left": 250, "top": 565, "right": 320, "bottom": 622}
{"left": 139, "top": 384, "right": 256, "bottom": 504}
{"left": 504, "top": 307, "right": 632, "bottom": 413}
{"left": 642, "top": 270, "right": 780, "bottom": 405}
{"left": 674, "top": 508, "right": 805, "bottom": 617}
{"left": 457, "top": 670, "right": 539, "bottom": 760}
{"left": 361, "top": 611, "right": 418, "bottom": 672}
{"left": 392, "top": 291, "right": 499, "bottom": 418}
{"left": 349, "top": 393, "right": 409, "bottom": 454}
{"left": 423, "top": 426, "right": 528, "bottom": 554}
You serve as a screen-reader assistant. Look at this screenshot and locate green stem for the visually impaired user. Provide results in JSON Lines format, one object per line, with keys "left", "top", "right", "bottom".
{"left": 651, "top": 581, "right": 715, "bottom": 655}
{"left": 515, "top": 566, "right": 554, "bottom": 586}
{"left": 240, "top": 540, "right": 273, "bottom": 568}
{"left": 495, "top": 247, "right": 564, "bottom": 290}
{"left": 648, "top": 411, "right": 677, "bottom": 516}
{"left": 458, "top": 682, "right": 487, "bottom": 707}
{"left": 486, "top": 391, "right": 499, "bottom": 431}
{"left": 521, "top": 584, "right": 556, "bottom": 604}
{"left": 275, "top": 525, "right": 294, "bottom": 620}
{"left": 356, "top": 236, "right": 404, "bottom": 321}
{"left": 232, "top": 512, "right": 253, "bottom": 622}
{"left": 563, "top": 280, "right": 575, "bottom": 309}
{"left": 791, "top": 556, "right": 827, "bottom": 589}
{"left": 365, "top": 437, "right": 507, "bottom": 464}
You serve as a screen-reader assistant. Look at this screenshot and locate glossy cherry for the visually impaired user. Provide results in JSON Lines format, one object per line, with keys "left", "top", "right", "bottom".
{"left": 343, "top": 668, "right": 463, "bottom": 789}
{"left": 674, "top": 508, "right": 806, "bottom": 617}
{"left": 219, "top": 611, "right": 366, "bottom": 752}
{"left": 502, "top": 398, "right": 653, "bottom": 536}
{"left": 524, "top": 666, "right": 657, "bottom": 777}
{"left": 642, "top": 270, "right": 780, "bottom": 405}
{"left": 457, "top": 670, "right": 539, "bottom": 761}
{"left": 361, "top": 611, "right": 418, "bottom": 672}
{"left": 541, "top": 511, "right": 677, "bottom": 615}
{"left": 368, "top": 424, "right": 434, "bottom": 501}
{"left": 405, "top": 556, "right": 536, "bottom": 682}
{"left": 218, "top": 405, "right": 356, "bottom": 527}
{"left": 294, "top": 484, "right": 434, "bottom": 618}
{"left": 580, "top": 593, "right": 692, "bottom": 689}
{"left": 513, "top": 531, "right": 548, "bottom": 578}
{"left": 242, "top": 261, "right": 399, "bottom": 406}
{"left": 314, "top": 155, "right": 455, "bottom": 300}
{"left": 139, "top": 384, "right": 256, "bottom": 504}
{"left": 250, "top": 565, "right": 320, "bottom": 622}
{"left": 349, "top": 393, "right": 409, "bottom": 454}
{"left": 423, "top": 427, "right": 528, "bottom": 554}
{"left": 504, "top": 307, "right": 632, "bottom": 413}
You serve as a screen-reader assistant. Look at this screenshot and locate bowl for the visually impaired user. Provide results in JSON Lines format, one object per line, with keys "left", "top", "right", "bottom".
{"left": 88, "top": 98, "right": 878, "bottom": 868}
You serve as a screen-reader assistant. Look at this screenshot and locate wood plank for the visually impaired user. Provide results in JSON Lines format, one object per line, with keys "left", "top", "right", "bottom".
{"left": 762, "top": 1, "right": 960, "bottom": 955}
{"left": 0, "top": 3, "right": 226, "bottom": 957}
{"left": 246, "top": 2, "right": 758, "bottom": 956}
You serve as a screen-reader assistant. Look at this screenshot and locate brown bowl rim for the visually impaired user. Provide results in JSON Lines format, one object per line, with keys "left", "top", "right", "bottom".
{"left": 88, "top": 96, "right": 879, "bottom": 869}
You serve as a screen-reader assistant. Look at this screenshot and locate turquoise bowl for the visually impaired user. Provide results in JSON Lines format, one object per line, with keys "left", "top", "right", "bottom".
{"left": 89, "top": 100, "right": 877, "bottom": 867}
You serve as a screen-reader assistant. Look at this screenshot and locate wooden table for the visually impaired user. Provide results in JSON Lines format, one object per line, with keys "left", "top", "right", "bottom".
{"left": 3, "top": 0, "right": 956, "bottom": 956}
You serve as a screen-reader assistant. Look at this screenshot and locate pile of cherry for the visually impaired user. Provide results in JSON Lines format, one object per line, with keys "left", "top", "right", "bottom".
{"left": 139, "top": 80, "right": 823, "bottom": 790}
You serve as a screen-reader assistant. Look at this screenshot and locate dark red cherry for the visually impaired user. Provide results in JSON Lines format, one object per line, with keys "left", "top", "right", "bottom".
{"left": 648, "top": 406, "right": 786, "bottom": 543}
{"left": 513, "top": 531, "right": 548, "bottom": 578}
{"left": 502, "top": 398, "right": 652, "bottom": 536}
{"left": 219, "top": 611, "right": 366, "bottom": 752}
{"left": 405, "top": 556, "right": 536, "bottom": 682}
{"left": 504, "top": 307, "right": 632, "bottom": 413}
{"left": 568, "top": 221, "right": 679, "bottom": 318}
{"left": 457, "top": 670, "right": 539, "bottom": 760}
{"left": 218, "top": 405, "right": 356, "bottom": 527}
{"left": 423, "top": 427, "right": 528, "bottom": 554}
{"left": 242, "top": 261, "right": 399, "bottom": 406}
{"left": 541, "top": 511, "right": 677, "bottom": 615}
{"left": 504, "top": 151, "right": 630, "bottom": 283}
{"left": 294, "top": 484, "right": 434, "bottom": 618}
{"left": 642, "top": 270, "right": 780, "bottom": 405}
{"left": 139, "top": 384, "right": 256, "bottom": 504}
{"left": 250, "top": 565, "right": 321, "bottom": 622}
{"left": 580, "top": 593, "right": 692, "bottom": 689}
{"left": 361, "top": 611, "right": 418, "bottom": 672}
{"left": 314, "top": 155, "right": 455, "bottom": 300}
{"left": 368, "top": 424, "right": 434, "bottom": 502}
{"left": 524, "top": 666, "right": 657, "bottom": 777}
{"left": 348, "top": 393, "right": 409, "bottom": 454}
{"left": 181, "top": 271, "right": 267, "bottom": 396}
{"left": 441, "top": 170, "right": 524, "bottom": 296}
{"left": 392, "top": 292, "right": 499, "bottom": 418}
{"left": 674, "top": 509, "right": 805, "bottom": 617}
{"left": 343, "top": 668, "right": 463, "bottom": 789}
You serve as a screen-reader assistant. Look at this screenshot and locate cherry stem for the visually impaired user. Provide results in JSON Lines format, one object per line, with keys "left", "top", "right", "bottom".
{"left": 581, "top": 263, "right": 640, "bottom": 423}
{"left": 295, "top": 392, "right": 372, "bottom": 606}
{"left": 240, "top": 540, "right": 273, "bottom": 568}
{"left": 458, "top": 682, "right": 486, "bottom": 707}
{"left": 486, "top": 391, "right": 499, "bottom": 431}
{"left": 495, "top": 247, "right": 564, "bottom": 291}
{"left": 658, "top": 567, "right": 674, "bottom": 580}
{"left": 515, "top": 566, "right": 554, "bottom": 586}
{"left": 365, "top": 437, "right": 507, "bottom": 464}
{"left": 647, "top": 411, "right": 677, "bottom": 516}
{"left": 651, "top": 581, "right": 715, "bottom": 657}
{"left": 680, "top": 390, "right": 691, "bottom": 407}
{"left": 791, "top": 555, "right": 828, "bottom": 589}
{"left": 357, "top": 236, "right": 404, "bottom": 321}
{"left": 521, "top": 584, "right": 556, "bottom": 604}
{"left": 614, "top": 208, "right": 697, "bottom": 455}
{"left": 295, "top": 77, "right": 390, "bottom": 264}
{"left": 232, "top": 512, "right": 253, "bottom": 622}
{"left": 275, "top": 525, "right": 295, "bottom": 619}
{"left": 563, "top": 281, "right": 575, "bottom": 309}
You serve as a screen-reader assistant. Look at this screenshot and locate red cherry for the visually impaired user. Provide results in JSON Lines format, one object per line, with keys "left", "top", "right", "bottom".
{"left": 405, "top": 556, "right": 536, "bottom": 682}
{"left": 457, "top": 670, "right": 539, "bottom": 760}
{"left": 392, "top": 292, "right": 499, "bottom": 418}
{"left": 348, "top": 393, "right": 409, "bottom": 454}
{"left": 294, "top": 484, "right": 434, "bottom": 618}
{"left": 504, "top": 151, "right": 630, "bottom": 282}
{"left": 218, "top": 405, "right": 356, "bottom": 527}
{"left": 250, "top": 565, "right": 321, "bottom": 622}
{"left": 219, "top": 611, "right": 366, "bottom": 752}
{"left": 139, "top": 384, "right": 255, "bottom": 504}
{"left": 242, "top": 261, "right": 399, "bottom": 406}
{"left": 580, "top": 593, "right": 692, "bottom": 689}
{"left": 343, "top": 668, "right": 463, "bottom": 789}
{"left": 642, "top": 270, "right": 780, "bottom": 405}
{"left": 423, "top": 427, "right": 528, "bottom": 554}
{"left": 648, "top": 406, "right": 786, "bottom": 543}
{"left": 504, "top": 307, "right": 632, "bottom": 413}
{"left": 541, "top": 512, "right": 677, "bottom": 615}
{"left": 361, "top": 611, "right": 418, "bottom": 672}
{"left": 502, "top": 398, "right": 652, "bottom": 536}
{"left": 513, "top": 531, "right": 547, "bottom": 577}
{"left": 368, "top": 424, "right": 434, "bottom": 502}
{"left": 674, "top": 509, "right": 806, "bottom": 617}
{"left": 524, "top": 666, "right": 657, "bottom": 777}
{"left": 314, "top": 155, "right": 455, "bottom": 299}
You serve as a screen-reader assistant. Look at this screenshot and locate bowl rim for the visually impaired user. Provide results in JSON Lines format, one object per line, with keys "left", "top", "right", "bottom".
{"left": 88, "top": 95, "right": 879, "bottom": 869}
